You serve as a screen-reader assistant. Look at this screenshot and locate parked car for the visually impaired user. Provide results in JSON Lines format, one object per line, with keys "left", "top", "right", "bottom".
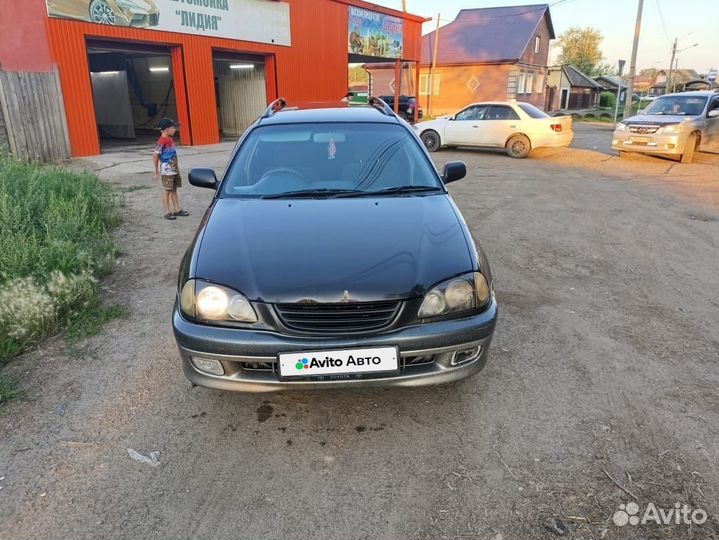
{"left": 47, "top": 0, "right": 159, "bottom": 27}
{"left": 416, "top": 101, "right": 573, "bottom": 158}
{"left": 613, "top": 91, "right": 719, "bottom": 163}
{"left": 173, "top": 98, "right": 498, "bottom": 392}
{"left": 379, "top": 95, "right": 423, "bottom": 122}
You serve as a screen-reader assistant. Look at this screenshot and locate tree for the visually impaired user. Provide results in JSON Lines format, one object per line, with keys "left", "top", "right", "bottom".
{"left": 557, "top": 27, "right": 608, "bottom": 76}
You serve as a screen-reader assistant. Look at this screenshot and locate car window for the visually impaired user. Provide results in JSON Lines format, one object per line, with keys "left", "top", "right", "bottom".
{"left": 221, "top": 123, "right": 442, "bottom": 197}
{"left": 486, "top": 106, "right": 520, "bottom": 120}
{"left": 642, "top": 95, "right": 708, "bottom": 116}
{"left": 708, "top": 98, "right": 719, "bottom": 115}
{"left": 517, "top": 102, "right": 550, "bottom": 119}
{"left": 455, "top": 105, "right": 487, "bottom": 121}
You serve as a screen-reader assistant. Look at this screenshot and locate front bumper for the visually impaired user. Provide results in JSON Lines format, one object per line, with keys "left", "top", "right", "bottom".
{"left": 173, "top": 297, "right": 497, "bottom": 392}
{"left": 612, "top": 132, "right": 684, "bottom": 155}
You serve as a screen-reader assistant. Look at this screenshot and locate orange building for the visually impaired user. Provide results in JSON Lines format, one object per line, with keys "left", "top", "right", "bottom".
{"left": 0, "top": 0, "right": 425, "bottom": 158}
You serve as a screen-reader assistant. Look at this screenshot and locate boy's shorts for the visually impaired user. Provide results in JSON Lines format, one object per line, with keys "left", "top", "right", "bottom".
{"left": 161, "top": 174, "right": 182, "bottom": 191}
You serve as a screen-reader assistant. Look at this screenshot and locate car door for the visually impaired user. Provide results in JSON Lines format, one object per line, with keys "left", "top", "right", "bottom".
{"left": 701, "top": 96, "right": 719, "bottom": 152}
{"left": 478, "top": 105, "right": 522, "bottom": 146}
{"left": 443, "top": 105, "right": 488, "bottom": 146}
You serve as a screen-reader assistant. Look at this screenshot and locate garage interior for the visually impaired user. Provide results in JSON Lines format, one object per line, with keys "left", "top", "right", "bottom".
{"left": 87, "top": 40, "right": 178, "bottom": 151}
{"left": 212, "top": 52, "right": 267, "bottom": 139}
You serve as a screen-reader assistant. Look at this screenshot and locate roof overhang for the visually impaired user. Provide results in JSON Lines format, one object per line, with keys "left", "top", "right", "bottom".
{"left": 334, "top": 0, "right": 431, "bottom": 23}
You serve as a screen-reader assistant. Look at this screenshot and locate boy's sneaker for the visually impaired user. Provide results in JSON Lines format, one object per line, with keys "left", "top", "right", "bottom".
{"left": 164, "top": 212, "right": 177, "bottom": 220}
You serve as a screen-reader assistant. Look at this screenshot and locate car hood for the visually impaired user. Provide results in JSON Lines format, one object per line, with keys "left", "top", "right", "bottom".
{"left": 194, "top": 195, "right": 472, "bottom": 303}
{"left": 623, "top": 114, "right": 690, "bottom": 125}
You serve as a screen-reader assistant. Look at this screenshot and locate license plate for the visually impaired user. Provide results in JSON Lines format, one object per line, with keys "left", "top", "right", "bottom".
{"left": 278, "top": 346, "right": 399, "bottom": 378}
{"left": 630, "top": 136, "right": 651, "bottom": 144}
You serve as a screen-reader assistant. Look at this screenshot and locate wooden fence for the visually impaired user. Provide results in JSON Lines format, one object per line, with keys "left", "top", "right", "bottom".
{"left": 0, "top": 68, "right": 71, "bottom": 161}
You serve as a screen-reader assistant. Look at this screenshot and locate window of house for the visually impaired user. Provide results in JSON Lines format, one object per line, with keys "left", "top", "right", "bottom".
{"left": 419, "top": 73, "right": 441, "bottom": 95}
{"left": 518, "top": 72, "right": 527, "bottom": 94}
{"left": 534, "top": 36, "right": 541, "bottom": 54}
{"left": 526, "top": 73, "right": 535, "bottom": 94}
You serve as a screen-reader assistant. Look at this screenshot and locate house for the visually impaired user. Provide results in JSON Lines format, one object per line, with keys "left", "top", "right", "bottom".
{"left": 545, "top": 64, "right": 603, "bottom": 111}
{"left": 594, "top": 75, "right": 627, "bottom": 104}
{"left": 364, "top": 4, "right": 555, "bottom": 116}
{"left": 649, "top": 69, "right": 700, "bottom": 95}
{"left": 633, "top": 74, "right": 654, "bottom": 95}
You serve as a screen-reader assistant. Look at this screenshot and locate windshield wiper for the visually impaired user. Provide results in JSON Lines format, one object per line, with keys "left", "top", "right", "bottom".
{"left": 339, "top": 186, "right": 443, "bottom": 197}
{"left": 261, "top": 188, "right": 364, "bottom": 199}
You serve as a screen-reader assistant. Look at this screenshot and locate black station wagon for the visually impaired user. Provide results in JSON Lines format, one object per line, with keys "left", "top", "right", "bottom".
{"left": 173, "top": 98, "right": 498, "bottom": 392}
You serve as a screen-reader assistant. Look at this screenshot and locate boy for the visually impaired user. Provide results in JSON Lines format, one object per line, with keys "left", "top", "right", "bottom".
{"left": 153, "top": 118, "right": 189, "bottom": 220}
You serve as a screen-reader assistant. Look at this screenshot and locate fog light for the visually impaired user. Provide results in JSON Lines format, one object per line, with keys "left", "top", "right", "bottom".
{"left": 191, "top": 356, "right": 224, "bottom": 376}
{"left": 667, "top": 143, "right": 675, "bottom": 149}
{"left": 612, "top": 139, "right": 619, "bottom": 145}
{"left": 451, "top": 346, "right": 482, "bottom": 366}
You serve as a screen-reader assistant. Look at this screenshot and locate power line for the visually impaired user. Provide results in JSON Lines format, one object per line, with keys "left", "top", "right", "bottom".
{"left": 654, "top": 0, "right": 671, "bottom": 44}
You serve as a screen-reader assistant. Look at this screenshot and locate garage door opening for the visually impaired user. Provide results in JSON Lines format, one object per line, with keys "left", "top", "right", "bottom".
{"left": 213, "top": 52, "right": 267, "bottom": 139}
{"left": 87, "top": 40, "right": 178, "bottom": 152}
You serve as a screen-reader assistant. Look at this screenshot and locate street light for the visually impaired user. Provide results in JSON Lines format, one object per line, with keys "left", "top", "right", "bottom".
{"left": 672, "top": 43, "right": 699, "bottom": 92}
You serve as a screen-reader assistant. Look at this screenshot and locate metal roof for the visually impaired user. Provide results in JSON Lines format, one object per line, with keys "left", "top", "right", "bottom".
{"left": 421, "top": 4, "right": 554, "bottom": 65}
{"left": 558, "top": 65, "right": 604, "bottom": 89}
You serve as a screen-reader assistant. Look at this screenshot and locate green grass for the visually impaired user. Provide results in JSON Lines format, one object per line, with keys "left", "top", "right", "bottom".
{"left": 65, "top": 302, "right": 129, "bottom": 341}
{"left": 0, "top": 376, "right": 23, "bottom": 408}
{"left": 0, "top": 158, "right": 121, "bottom": 405}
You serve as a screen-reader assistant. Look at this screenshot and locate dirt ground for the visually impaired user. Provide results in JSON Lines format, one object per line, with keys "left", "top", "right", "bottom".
{"left": 1, "top": 124, "right": 718, "bottom": 539}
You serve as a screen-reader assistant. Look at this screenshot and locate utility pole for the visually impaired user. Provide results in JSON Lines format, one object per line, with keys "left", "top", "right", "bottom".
{"left": 613, "top": 59, "right": 625, "bottom": 124}
{"left": 667, "top": 37, "right": 677, "bottom": 95}
{"left": 623, "top": 0, "right": 644, "bottom": 119}
{"left": 401, "top": 0, "right": 406, "bottom": 11}
{"left": 428, "top": 13, "right": 440, "bottom": 117}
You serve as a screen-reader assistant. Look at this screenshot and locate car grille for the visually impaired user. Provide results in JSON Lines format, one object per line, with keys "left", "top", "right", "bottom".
{"left": 275, "top": 301, "right": 401, "bottom": 334}
{"left": 629, "top": 125, "right": 660, "bottom": 134}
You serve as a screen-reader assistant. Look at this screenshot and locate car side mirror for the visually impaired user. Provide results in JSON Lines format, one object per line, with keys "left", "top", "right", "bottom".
{"left": 708, "top": 109, "right": 719, "bottom": 118}
{"left": 442, "top": 161, "right": 466, "bottom": 184}
{"left": 189, "top": 168, "right": 218, "bottom": 189}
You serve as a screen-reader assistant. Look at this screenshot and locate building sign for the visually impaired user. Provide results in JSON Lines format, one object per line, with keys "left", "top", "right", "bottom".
{"left": 348, "top": 6, "right": 402, "bottom": 59}
{"left": 45, "top": 0, "right": 291, "bottom": 46}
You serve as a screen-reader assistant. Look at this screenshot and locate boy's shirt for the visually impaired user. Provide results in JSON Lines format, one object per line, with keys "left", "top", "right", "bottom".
{"left": 155, "top": 136, "right": 179, "bottom": 176}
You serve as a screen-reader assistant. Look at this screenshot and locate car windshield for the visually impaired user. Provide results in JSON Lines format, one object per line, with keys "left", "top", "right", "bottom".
{"left": 642, "top": 95, "right": 707, "bottom": 116}
{"left": 221, "top": 122, "right": 442, "bottom": 198}
{"left": 517, "top": 102, "right": 550, "bottom": 119}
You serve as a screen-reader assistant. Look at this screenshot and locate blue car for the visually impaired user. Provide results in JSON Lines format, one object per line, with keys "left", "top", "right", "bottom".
{"left": 173, "top": 98, "right": 498, "bottom": 392}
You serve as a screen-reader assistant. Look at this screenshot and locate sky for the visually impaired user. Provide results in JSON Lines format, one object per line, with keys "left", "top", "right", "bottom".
{"left": 372, "top": 0, "right": 719, "bottom": 73}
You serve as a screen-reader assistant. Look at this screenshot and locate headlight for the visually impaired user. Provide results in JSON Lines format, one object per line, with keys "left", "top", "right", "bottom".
{"left": 418, "top": 272, "right": 491, "bottom": 319}
{"left": 615, "top": 123, "right": 627, "bottom": 132}
{"left": 660, "top": 124, "right": 683, "bottom": 134}
{"left": 180, "top": 279, "right": 258, "bottom": 323}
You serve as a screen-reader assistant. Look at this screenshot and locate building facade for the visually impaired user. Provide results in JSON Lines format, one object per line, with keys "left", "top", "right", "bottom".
{"left": 545, "top": 64, "right": 603, "bottom": 111}
{"left": 0, "top": 0, "right": 425, "bottom": 158}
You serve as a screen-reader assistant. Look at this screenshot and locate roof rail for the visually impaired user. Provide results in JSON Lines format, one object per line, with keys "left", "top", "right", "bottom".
{"left": 261, "top": 97, "right": 287, "bottom": 119}
{"left": 368, "top": 96, "right": 396, "bottom": 117}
